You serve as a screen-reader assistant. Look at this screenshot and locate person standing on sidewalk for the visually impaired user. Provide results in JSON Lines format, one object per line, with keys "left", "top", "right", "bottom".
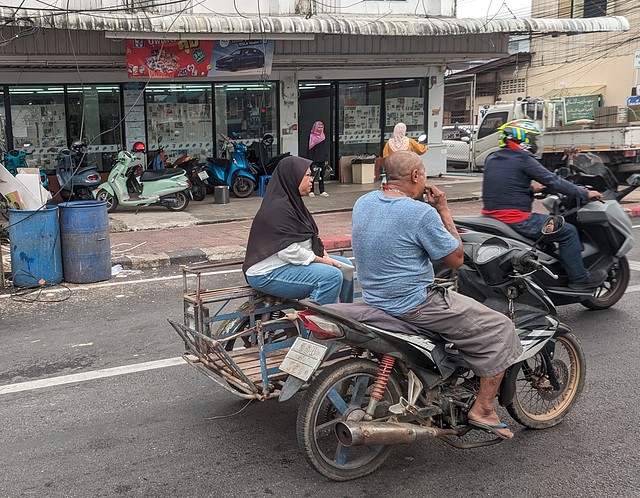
{"left": 242, "top": 156, "right": 353, "bottom": 305}
{"left": 383, "top": 122, "right": 427, "bottom": 158}
{"left": 307, "top": 121, "right": 329, "bottom": 197}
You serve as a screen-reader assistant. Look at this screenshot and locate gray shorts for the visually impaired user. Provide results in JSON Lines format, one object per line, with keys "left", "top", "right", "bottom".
{"left": 397, "top": 287, "right": 523, "bottom": 377}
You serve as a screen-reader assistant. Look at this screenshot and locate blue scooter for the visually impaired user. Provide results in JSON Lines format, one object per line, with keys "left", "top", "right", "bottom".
{"left": 54, "top": 140, "right": 102, "bottom": 201}
{"left": 204, "top": 133, "right": 257, "bottom": 198}
{"left": 4, "top": 149, "right": 48, "bottom": 187}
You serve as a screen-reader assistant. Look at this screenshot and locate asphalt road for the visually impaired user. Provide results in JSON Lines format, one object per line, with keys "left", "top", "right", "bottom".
{"left": 2, "top": 229, "right": 640, "bottom": 497}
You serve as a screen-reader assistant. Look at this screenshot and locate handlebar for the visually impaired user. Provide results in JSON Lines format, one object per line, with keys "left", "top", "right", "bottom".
{"left": 514, "top": 251, "right": 558, "bottom": 280}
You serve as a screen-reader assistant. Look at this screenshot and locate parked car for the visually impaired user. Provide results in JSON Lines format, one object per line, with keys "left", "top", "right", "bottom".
{"left": 443, "top": 124, "right": 474, "bottom": 170}
{"left": 215, "top": 48, "right": 265, "bottom": 72}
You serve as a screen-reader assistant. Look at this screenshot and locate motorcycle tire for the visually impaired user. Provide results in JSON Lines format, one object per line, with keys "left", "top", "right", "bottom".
{"left": 581, "top": 256, "right": 630, "bottom": 310}
{"left": 232, "top": 175, "right": 256, "bottom": 198}
{"left": 165, "top": 191, "right": 189, "bottom": 212}
{"left": 506, "top": 331, "right": 585, "bottom": 430}
{"left": 190, "top": 177, "right": 207, "bottom": 201}
{"left": 95, "top": 189, "right": 118, "bottom": 213}
{"left": 296, "top": 358, "right": 402, "bottom": 481}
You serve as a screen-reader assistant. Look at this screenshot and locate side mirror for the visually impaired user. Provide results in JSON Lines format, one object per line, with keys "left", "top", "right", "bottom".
{"left": 542, "top": 215, "right": 564, "bottom": 235}
{"left": 626, "top": 173, "right": 640, "bottom": 187}
{"left": 461, "top": 136, "right": 470, "bottom": 143}
{"left": 418, "top": 134, "right": 427, "bottom": 143}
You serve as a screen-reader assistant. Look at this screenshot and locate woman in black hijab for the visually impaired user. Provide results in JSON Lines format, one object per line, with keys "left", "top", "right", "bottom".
{"left": 243, "top": 156, "right": 353, "bottom": 305}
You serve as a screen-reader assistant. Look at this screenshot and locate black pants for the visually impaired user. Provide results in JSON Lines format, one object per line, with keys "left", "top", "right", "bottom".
{"left": 311, "top": 161, "right": 325, "bottom": 193}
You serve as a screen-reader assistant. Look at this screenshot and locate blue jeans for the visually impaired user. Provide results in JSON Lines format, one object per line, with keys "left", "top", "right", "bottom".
{"left": 509, "top": 213, "right": 588, "bottom": 283}
{"left": 246, "top": 255, "right": 354, "bottom": 305}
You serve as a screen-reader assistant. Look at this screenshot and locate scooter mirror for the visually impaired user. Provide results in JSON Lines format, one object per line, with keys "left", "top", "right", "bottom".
{"left": 541, "top": 215, "right": 565, "bottom": 235}
{"left": 418, "top": 134, "right": 427, "bottom": 143}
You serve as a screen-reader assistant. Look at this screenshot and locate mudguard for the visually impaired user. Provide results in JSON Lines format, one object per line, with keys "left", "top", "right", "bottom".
{"left": 97, "top": 183, "right": 115, "bottom": 196}
{"left": 234, "top": 169, "right": 255, "bottom": 180}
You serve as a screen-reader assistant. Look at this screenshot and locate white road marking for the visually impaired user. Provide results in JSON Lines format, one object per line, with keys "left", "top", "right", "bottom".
{"left": 0, "top": 357, "right": 186, "bottom": 395}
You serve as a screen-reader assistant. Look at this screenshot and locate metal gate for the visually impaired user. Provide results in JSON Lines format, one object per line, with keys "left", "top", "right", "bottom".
{"left": 443, "top": 75, "right": 476, "bottom": 172}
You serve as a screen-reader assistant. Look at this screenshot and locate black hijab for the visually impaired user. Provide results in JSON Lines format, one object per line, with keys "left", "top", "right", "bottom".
{"left": 242, "top": 156, "right": 325, "bottom": 273}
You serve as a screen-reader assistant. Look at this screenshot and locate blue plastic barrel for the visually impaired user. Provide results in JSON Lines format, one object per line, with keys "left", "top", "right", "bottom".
{"left": 8, "top": 206, "right": 63, "bottom": 287}
{"left": 58, "top": 200, "right": 111, "bottom": 284}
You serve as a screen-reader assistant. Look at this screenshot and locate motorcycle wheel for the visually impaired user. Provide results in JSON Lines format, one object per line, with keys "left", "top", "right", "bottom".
{"left": 506, "top": 332, "right": 585, "bottom": 429}
{"left": 232, "top": 175, "right": 255, "bottom": 198}
{"left": 190, "top": 177, "right": 207, "bottom": 201}
{"left": 581, "top": 256, "right": 630, "bottom": 310}
{"left": 296, "top": 358, "right": 401, "bottom": 481}
{"left": 76, "top": 187, "right": 93, "bottom": 200}
{"left": 165, "top": 191, "right": 189, "bottom": 212}
{"left": 95, "top": 189, "right": 118, "bottom": 213}
{"left": 0, "top": 194, "right": 9, "bottom": 220}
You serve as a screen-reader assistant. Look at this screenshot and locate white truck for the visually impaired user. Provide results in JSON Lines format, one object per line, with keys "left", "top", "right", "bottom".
{"left": 473, "top": 97, "right": 640, "bottom": 179}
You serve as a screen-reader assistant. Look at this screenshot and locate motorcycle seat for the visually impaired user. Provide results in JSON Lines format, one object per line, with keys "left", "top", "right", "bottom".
{"left": 140, "top": 168, "right": 185, "bottom": 182}
{"left": 453, "top": 215, "right": 539, "bottom": 246}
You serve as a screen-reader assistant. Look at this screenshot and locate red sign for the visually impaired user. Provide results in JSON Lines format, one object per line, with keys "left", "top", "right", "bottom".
{"left": 125, "top": 39, "right": 215, "bottom": 79}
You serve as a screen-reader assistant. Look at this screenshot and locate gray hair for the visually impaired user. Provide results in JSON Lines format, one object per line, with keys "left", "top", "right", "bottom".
{"left": 384, "top": 150, "right": 424, "bottom": 181}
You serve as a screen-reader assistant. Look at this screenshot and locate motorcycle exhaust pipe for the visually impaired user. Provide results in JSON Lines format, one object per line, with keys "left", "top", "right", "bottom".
{"left": 335, "top": 421, "right": 458, "bottom": 447}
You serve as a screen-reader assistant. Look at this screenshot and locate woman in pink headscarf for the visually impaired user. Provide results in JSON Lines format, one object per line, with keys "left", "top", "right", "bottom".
{"left": 383, "top": 122, "right": 427, "bottom": 158}
{"left": 307, "top": 121, "right": 329, "bottom": 197}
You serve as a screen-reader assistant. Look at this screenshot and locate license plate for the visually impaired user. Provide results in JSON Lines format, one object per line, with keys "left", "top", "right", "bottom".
{"left": 280, "top": 337, "right": 327, "bottom": 381}
{"left": 198, "top": 171, "right": 208, "bottom": 180}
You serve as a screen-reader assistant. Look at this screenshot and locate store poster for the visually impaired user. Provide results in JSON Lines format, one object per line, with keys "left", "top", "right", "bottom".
{"left": 125, "top": 39, "right": 215, "bottom": 78}
{"left": 207, "top": 40, "right": 274, "bottom": 77}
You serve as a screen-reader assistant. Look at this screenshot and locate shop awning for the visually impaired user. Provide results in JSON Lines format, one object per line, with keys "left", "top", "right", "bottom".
{"left": 541, "top": 85, "right": 607, "bottom": 98}
{"left": 0, "top": 9, "right": 629, "bottom": 39}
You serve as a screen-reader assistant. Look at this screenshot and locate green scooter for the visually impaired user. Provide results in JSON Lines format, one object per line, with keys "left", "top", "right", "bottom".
{"left": 95, "top": 147, "right": 191, "bottom": 213}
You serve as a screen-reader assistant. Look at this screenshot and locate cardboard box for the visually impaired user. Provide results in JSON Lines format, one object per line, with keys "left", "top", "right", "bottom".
{"left": 339, "top": 155, "right": 356, "bottom": 184}
{"left": 352, "top": 161, "right": 375, "bottom": 184}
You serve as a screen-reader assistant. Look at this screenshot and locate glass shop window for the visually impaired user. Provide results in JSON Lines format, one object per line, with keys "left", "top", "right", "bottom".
{"left": 384, "top": 79, "right": 425, "bottom": 142}
{"left": 338, "top": 80, "right": 382, "bottom": 156}
{"left": 214, "top": 82, "right": 278, "bottom": 157}
{"left": 68, "top": 85, "right": 123, "bottom": 171}
{"left": 9, "top": 86, "right": 67, "bottom": 171}
{"left": 146, "top": 83, "right": 213, "bottom": 165}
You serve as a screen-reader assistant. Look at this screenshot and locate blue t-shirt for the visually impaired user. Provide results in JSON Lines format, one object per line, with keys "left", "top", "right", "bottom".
{"left": 352, "top": 191, "right": 459, "bottom": 316}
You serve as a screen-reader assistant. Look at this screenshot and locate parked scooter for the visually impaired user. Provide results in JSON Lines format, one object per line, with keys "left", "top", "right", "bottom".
{"left": 204, "top": 133, "right": 257, "bottom": 198}
{"left": 448, "top": 152, "right": 639, "bottom": 310}
{"left": 95, "top": 144, "right": 191, "bottom": 213}
{"left": 54, "top": 140, "right": 101, "bottom": 201}
{"left": 148, "top": 145, "right": 207, "bottom": 201}
{"left": 246, "top": 133, "right": 290, "bottom": 176}
{"left": 280, "top": 225, "right": 584, "bottom": 480}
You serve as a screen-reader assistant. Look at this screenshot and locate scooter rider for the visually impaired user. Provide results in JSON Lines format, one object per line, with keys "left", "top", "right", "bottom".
{"left": 482, "top": 119, "right": 604, "bottom": 290}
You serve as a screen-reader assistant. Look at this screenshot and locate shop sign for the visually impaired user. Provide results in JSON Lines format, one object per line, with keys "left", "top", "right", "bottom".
{"left": 125, "top": 39, "right": 274, "bottom": 79}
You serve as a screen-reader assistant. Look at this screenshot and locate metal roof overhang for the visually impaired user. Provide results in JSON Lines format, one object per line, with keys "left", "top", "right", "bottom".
{"left": 0, "top": 9, "right": 629, "bottom": 38}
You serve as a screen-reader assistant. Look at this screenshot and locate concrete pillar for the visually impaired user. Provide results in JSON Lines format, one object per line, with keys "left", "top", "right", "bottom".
{"left": 279, "top": 71, "right": 299, "bottom": 155}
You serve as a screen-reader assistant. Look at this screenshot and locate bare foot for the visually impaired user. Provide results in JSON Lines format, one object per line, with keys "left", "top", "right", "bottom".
{"left": 467, "top": 408, "right": 514, "bottom": 439}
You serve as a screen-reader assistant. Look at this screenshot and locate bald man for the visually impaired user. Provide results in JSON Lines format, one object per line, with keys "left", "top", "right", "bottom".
{"left": 352, "top": 150, "right": 523, "bottom": 439}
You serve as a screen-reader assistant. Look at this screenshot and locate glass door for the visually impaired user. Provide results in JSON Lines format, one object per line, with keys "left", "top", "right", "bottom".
{"left": 298, "top": 81, "right": 334, "bottom": 175}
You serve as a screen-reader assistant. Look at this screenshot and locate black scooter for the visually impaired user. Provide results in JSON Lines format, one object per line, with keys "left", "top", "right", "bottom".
{"left": 246, "top": 133, "right": 290, "bottom": 176}
{"left": 54, "top": 140, "right": 101, "bottom": 201}
{"left": 448, "top": 152, "right": 639, "bottom": 310}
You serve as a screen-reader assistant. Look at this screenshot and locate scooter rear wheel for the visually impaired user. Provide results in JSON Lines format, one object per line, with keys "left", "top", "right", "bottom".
{"left": 166, "top": 191, "right": 189, "bottom": 212}
{"left": 95, "top": 189, "right": 118, "bottom": 213}
{"left": 190, "top": 177, "right": 207, "bottom": 201}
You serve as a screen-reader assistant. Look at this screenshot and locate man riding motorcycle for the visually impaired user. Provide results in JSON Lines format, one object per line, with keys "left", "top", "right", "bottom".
{"left": 482, "top": 119, "right": 605, "bottom": 290}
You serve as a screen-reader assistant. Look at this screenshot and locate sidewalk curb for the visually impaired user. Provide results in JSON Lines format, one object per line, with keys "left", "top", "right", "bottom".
{"left": 112, "top": 236, "right": 355, "bottom": 269}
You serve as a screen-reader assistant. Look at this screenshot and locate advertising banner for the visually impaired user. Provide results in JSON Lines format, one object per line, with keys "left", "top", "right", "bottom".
{"left": 208, "top": 40, "right": 274, "bottom": 77}
{"left": 126, "top": 39, "right": 274, "bottom": 79}
{"left": 126, "top": 39, "right": 215, "bottom": 78}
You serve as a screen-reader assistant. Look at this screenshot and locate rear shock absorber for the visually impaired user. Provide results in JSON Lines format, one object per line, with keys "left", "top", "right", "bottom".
{"left": 365, "top": 355, "right": 395, "bottom": 417}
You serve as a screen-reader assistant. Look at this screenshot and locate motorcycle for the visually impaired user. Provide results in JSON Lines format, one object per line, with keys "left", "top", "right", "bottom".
{"left": 54, "top": 140, "right": 101, "bottom": 201}
{"left": 204, "top": 133, "right": 257, "bottom": 198}
{"left": 245, "top": 133, "right": 290, "bottom": 176}
{"left": 147, "top": 145, "right": 207, "bottom": 202}
{"left": 4, "top": 149, "right": 49, "bottom": 188}
{"left": 449, "top": 152, "right": 640, "bottom": 310}
{"left": 95, "top": 148, "right": 191, "bottom": 213}
{"left": 278, "top": 225, "right": 585, "bottom": 480}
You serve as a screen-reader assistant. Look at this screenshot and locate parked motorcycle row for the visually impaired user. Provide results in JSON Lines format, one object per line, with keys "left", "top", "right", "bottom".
{"left": 0, "top": 133, "right": 284, "bottom": 217}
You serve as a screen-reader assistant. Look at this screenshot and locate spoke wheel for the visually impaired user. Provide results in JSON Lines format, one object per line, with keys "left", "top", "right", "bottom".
{"left": 507, "top": 332, "right": 585, "bottom": 429}
{"left": 166, "top": 191, "right": 189, "bottom": 211}
{"left": 232, "top": 175, "right": 255, "bottom": 198}
{"left": 95, "top": 189, "right": 118, "bottom": 213}
{"left": 581, "top": 257, "right": 630, "bottom": 310}
{"left": 296, "top": 359, "right": 401, "bottom": 481}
